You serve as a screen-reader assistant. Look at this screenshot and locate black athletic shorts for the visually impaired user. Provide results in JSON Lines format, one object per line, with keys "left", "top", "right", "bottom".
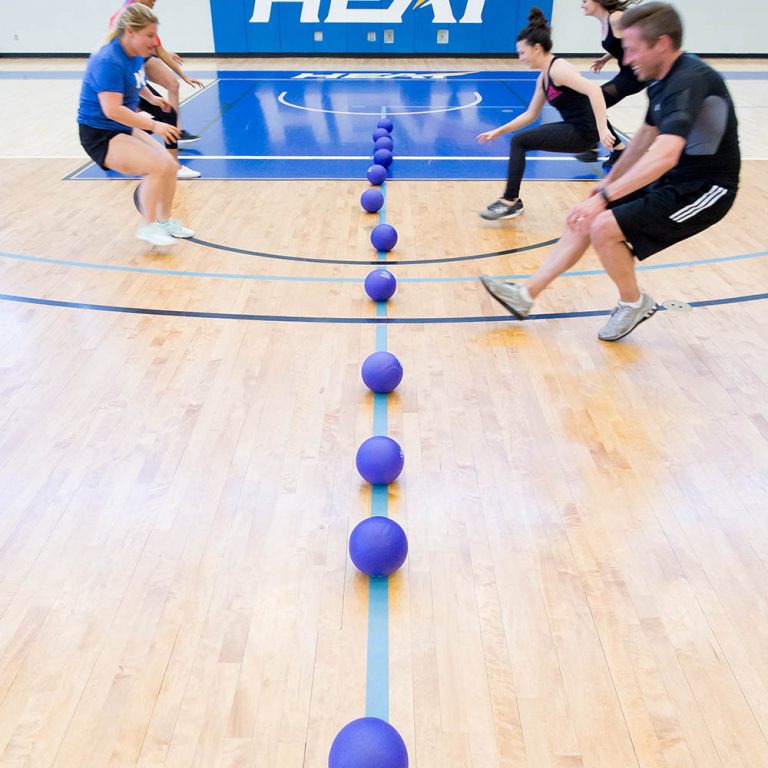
{"left": 609, "top": 178, "right": 737, "bottom": 260}
{"left": 79, "top": 123, "right": 132, "bottom": 170}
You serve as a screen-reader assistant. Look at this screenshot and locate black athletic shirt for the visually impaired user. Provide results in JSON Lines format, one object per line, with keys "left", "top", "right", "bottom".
{"left": 646, "top": 53, "right": 740, "bottom": 187}
{"left": 542, "top": 56, "right": 597, "bottom": 137}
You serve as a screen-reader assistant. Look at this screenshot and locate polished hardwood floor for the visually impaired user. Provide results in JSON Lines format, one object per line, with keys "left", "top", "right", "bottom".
{"left": 0, "top": 56, "right": 766, "bottom": 767}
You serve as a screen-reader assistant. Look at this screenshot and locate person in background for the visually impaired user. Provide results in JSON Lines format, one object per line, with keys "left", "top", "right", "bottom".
{"left": 476, "top": 7, "right": 614, "bottom": 221}
{"left": 78, "top": 3, "right": 195, "bottom": 246}
{"left": 576, "top": 0, "right": 646, "bottom": 168}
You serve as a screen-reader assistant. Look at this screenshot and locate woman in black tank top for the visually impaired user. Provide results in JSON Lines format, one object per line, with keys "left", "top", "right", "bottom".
{"left": 475, "top": 8, "right": 614, "bottom": 221}
{"left": 579, "top": 0, "right": 645, "bottom": 166}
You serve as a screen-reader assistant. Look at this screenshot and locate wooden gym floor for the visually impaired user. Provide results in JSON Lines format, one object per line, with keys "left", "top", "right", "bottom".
{"left": 0, "top": 56, "right": 767, "bottom": 767}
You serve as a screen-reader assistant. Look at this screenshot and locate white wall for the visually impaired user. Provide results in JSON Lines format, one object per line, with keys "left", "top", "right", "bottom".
{"left": 0, "top": 0, "right": 214, "bottom": 54}
{"left": 1, "top": 0, "right": 765, "bottom": 55}
{"left": 552, "top": 0, "right": 768, "bottom": 54}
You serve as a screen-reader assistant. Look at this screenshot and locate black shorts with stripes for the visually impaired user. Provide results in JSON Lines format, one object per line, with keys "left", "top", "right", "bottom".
{"left": 609, "top": 179, "right": 737, "bottom": 261}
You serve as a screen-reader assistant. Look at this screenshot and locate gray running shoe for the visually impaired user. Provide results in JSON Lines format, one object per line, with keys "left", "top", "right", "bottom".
{"left": 479, "top": 275, "right": 533, "bottom": 319}
{"left": 480, "top": 198, "right": 525, "bottom": 221}
{"left": 598, "top": 292, "right": 658, "bottom": 341}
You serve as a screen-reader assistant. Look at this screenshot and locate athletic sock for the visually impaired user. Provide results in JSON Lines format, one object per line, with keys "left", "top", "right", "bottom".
{"left": 519, "top": 285, "right": 533, "bottom": 303}
{"left": 619, "top": 295, "right": 643, "bottom": 308}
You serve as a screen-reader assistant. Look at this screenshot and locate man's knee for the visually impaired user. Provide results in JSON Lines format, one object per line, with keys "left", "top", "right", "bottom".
{"left": 590, "top": 210, "right": 623, "bottom": 247}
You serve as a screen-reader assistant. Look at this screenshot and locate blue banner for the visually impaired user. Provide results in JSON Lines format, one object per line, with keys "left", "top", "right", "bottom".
{"left": 210, "top": 0, "right": 553, "bottom": 54}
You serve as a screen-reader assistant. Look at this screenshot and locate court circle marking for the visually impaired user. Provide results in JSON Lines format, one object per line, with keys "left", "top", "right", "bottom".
{"left": 277, "top": 90, "right": 483, "bottom": 116}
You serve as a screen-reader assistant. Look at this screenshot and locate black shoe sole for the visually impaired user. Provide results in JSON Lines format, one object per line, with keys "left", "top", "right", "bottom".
{"left": 599, "top": 305, "right": 658, "bottom": 341}
{"left": 479, "top": 276, "right": 527, "bottom": 320}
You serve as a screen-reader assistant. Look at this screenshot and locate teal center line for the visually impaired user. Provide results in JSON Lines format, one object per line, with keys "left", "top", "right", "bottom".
{"left": 366, "top": 121, "right": 391, "bottom": 723}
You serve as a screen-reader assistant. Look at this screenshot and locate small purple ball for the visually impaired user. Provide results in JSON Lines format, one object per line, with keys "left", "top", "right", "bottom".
{"left": 349, "top": 517, "right": 408, "bottom": 577}
{"left": 374, "top": 135, "right": 394, "bottom": 152}
{"left": 361, "top": 188, "right": 385, "bottom": 213}
{"left": 329, "top": 718, "right": 408, "bottom": 768}
{"left": 356, "top": 436, "right": 404, "bottom": 485}
{"left": 367, "top": 164, "right": 388, "bottom": 186}
{"left": 377, "top": 118, "right": 394, "bottom": 133}
{"left": 372, "top": 127, "right": 391, "bottom": 142}
{"left": 361, "top": 351, "right": 403, "bottom": 392}
{"left": 364, "top": 269, "right": 397, "bottom": 301}
{"left": 373, "top": 148, "right": 393, "bottom": 168}
{"left": 371, "top": 223, "right": 398, "bottom": 252}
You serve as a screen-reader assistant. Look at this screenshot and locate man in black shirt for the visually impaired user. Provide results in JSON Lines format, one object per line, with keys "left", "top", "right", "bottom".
{"left": 480, "top": 2, "right": 740, "bottom": 342}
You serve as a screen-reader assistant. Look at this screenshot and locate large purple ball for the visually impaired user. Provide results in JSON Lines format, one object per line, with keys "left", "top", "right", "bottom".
{"left": 373, "top": 148, "right": 393, "bottom": 168}
{"left": 349, "top": 517, "right": 408, "bottom": 577}
{"left": 367, "top": 164, "right": 388, "bottom": 186}
{"left": 372, "top": 127, "right": 391, "bottom": 142}
{"left": 377, "top": 118, "right": 394, "bottom": 133}
{"left": 133, "top": 182, "right": 143, "bottom": 215}
{"left": 371, "top": 224, "right": 398, "bottom": 252}
{"left": 356, "top": 436, "right": 404, "bottom": 485}
{"left": 361, "top": 188, "right": 385, "bottom": 213}
{"left": 329, "top": 718, "right": 408, "bottom": 768}
{"left": 374, "top": 135, "right": 393, "bottom": 152}
{"left": 364, "top": 269, "right": 397, "bottom": 301}
{"left": 361, "top": 351, "right": 403, "bottom": 393}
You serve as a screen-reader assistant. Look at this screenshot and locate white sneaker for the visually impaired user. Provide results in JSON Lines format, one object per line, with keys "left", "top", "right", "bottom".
{"left": 161, "top": 218, "right": 195, "bottom": 238}
{"left": 177, "top": 165, "right": 201, "bottom": 179}
{"left": 598, "top": 292, "right": 657, "bottom": 341}
{"left": 136, "top": 222, "right": 176, "bottom": 247}
{"left": 479, "top": 275, "right": 533, "bottom": 319}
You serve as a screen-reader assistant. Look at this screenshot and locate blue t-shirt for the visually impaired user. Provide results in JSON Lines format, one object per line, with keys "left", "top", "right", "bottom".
{"left": 77, "top": 37, "right": 146, "bottom": 131}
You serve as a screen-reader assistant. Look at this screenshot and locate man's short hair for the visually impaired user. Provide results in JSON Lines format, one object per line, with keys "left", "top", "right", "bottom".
{"left": 621, "top": 2, "right": 683, "bottom": 50}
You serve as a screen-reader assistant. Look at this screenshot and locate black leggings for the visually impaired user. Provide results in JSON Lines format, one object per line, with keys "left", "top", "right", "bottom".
{"left": 602, "top": 69, "right": 645, "bottom": 108}
{"left": 139, "top": 83, "right": 179, "bottom": 149}
{"left": 504, "top": 122, "right": 597, "bottom": 200}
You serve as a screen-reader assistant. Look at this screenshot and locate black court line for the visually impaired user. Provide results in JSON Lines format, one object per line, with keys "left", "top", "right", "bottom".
{"left": 1, "top": 292, "right": 765, "bottom": 324}
{"left": 186, "top": 236, "right": 559, "bottom": 265}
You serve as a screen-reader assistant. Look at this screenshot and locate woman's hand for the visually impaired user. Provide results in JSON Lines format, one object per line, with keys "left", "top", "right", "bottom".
{"left": 476, "top": 129, "right": 500, "bottom": 144}
{"left": 590, "top": 57, "right": 606, "bottom": 74}
{"left": 148, "top": 95, "right": 174, "bottom": 113}
{"left": 183, "top": 76, "right": 204, "bottom": 89}
{"left": 152, "top": 121, "right": 181, "bottom": 143}
{"left": 599, "top": 125, "right": 616, "bottom": 149}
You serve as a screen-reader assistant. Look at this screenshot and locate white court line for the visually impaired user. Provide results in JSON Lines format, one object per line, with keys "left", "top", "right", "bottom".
{"left": 278, "top": 90, "right": 482, "bottom": 115}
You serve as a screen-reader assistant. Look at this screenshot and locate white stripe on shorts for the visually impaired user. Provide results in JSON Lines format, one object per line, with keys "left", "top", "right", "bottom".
{"left": 669, "top": 185, "right": 728, "bottom": 223}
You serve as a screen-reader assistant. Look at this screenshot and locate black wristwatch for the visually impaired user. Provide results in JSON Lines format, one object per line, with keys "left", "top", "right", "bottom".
{"left": 600, "top": 187, "right": 611, "bottom": 205}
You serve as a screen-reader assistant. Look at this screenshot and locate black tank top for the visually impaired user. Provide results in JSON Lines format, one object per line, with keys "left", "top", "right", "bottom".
{"left": 601, "top": 14, "right": 625, "bottom": 63}
{"left": 541, "top": 56, "right": 598, "bottom": 138}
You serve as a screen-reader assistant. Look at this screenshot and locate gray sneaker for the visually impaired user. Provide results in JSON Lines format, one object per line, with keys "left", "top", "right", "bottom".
{"left": 480, "top": 198, "right": 524, "bottom": 221}
{"left": 598, "top": 292, "right": 657, "bottom": 341}
{"left": 479, "top": 275, "right": 533, "bottom": 319}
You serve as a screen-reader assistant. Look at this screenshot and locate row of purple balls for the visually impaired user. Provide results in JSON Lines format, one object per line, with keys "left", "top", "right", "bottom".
{"left": 331, "top": 119, "right": 410, "bottom": 768}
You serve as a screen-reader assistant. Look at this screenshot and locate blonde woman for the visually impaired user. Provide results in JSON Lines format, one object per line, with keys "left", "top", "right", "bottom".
{"left": 78, "top": 4, "right": 194, "bottom": 246}
{"left": 109, "top": 0, "right": 204, "bottom": 179}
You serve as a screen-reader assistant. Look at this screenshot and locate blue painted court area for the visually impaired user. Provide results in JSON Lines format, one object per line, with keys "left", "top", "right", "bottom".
{"left": 71, "top": 70, "right": 602, "bottom": 182}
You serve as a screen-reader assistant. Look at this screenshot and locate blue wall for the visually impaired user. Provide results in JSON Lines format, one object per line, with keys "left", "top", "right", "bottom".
{"left": 210, "top": 0, "right": 553, "bottom": 55}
